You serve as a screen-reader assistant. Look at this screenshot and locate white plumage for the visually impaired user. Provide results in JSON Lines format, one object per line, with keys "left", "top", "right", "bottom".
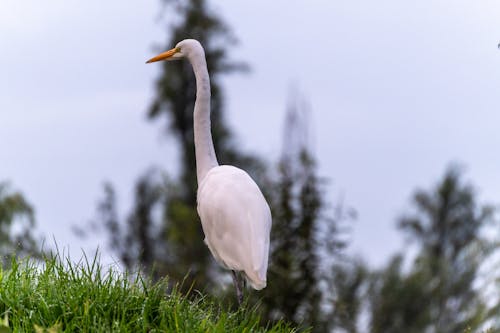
{"left": 197, "top": 165, "right": 271, "bottom": 290}
{"left": 146, "top": 39, "right": 272, "bottom": 299}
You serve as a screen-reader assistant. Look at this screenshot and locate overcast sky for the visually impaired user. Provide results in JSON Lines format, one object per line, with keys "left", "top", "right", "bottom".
{"left": 1, "top": 0, "right": 499, "bottom": 267}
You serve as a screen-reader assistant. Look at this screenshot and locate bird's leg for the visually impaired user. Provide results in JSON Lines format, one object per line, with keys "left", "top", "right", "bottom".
{"left": 231, "top": 270, "right": 243, "bottom": 306}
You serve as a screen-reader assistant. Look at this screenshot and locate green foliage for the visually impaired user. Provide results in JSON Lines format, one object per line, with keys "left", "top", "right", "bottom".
{"left": 0, "top": 183, "right": 41, "bottom": 266}
{"left": 253, "top": 102, "right": 355, "bottom": 332}
{"left": 0, "top": 255, "right": 299, "bottom": 332}
{"left": 369, "top": 166, "right": 499, "bottom": 333}
{"left": 258, "top": 150, "right": 324, "bottom": 329}
{"left": 398, "top": 166, "right": 495, "bottom": 268}
{"left": 329, "top": 261, "right": 367, "bottom": 333}
{"left": 369, "top": 256, "right": 432, "bottom": 333}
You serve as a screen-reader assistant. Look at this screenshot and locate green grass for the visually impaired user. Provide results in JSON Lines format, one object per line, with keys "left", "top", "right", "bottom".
{"left": 0, "top": 255, "right": 297, "bottom": 332}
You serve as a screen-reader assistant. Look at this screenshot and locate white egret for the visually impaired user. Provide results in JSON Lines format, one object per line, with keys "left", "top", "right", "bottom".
{"left": 146, "top": 39, "right": 271, "bottom": 304}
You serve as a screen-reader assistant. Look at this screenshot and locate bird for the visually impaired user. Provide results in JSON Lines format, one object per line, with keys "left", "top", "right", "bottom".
{"left": 146, "top": 39, "right": 271, "bottom": 305}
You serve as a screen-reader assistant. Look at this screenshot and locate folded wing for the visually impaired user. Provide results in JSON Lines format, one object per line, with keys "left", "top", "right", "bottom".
{"left": 197, "top": 165, "right": 272, "bottom": 290}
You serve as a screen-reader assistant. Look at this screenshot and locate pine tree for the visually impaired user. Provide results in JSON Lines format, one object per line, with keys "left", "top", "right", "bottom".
{"left": 369, "top": 166, "right": 498, "bottom": 332}
{"left": 0, "top": 182, "right": 41, "bottom": 265}
{"left": 256, "top": 93, "right": 353, "bottom": 332}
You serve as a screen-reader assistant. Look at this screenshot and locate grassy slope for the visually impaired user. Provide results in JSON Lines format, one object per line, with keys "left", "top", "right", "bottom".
{"left": 0, "top": 256, "right": 297, "bottom": 332}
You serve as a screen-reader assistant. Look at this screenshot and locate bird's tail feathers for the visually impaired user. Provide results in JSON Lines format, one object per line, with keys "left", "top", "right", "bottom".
{"left": 244, "top": 269, "right": 267, "bottom": 290}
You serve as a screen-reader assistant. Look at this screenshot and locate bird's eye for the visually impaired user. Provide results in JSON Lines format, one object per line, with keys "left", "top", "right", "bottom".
{"left": 176, "top": 47, "right": 181, "bottom": 53}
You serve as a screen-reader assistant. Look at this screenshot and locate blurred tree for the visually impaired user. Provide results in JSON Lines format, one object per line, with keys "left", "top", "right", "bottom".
{"left": 254, "top": 94, "right": 355, "bottom": 332}
{"left": 93, "top": 170, "right": 165, "bottom": 277}
{"left": 0, "top": 182, "right": 41, "bottom": 266}
{"left": 326, "top": 259, "right": 367, "bottom": 333}
{"left": 369, "top": 255, "right": 432, "bottom": 333}
{"left": 369, "top": 166, "right": 498, "bottom": 333}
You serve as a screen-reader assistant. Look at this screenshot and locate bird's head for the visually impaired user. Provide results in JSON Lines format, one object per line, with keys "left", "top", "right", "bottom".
{"left": 146, "top": 39, "right": 203, "bottom": 64}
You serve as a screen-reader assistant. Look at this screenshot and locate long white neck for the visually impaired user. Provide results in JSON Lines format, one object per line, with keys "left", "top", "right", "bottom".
{"left": 188, "top": 49, "right": 219, "bottom": 184}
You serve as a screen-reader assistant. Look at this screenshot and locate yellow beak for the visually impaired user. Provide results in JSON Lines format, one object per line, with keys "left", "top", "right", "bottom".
{"left": 145, "top": 47, "right": 179, "bottom": 64}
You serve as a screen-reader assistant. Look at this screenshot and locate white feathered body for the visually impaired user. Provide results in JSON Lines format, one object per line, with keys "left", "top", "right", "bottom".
{"left": 197, "top": 165, "right": 271, "bottom": 290}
